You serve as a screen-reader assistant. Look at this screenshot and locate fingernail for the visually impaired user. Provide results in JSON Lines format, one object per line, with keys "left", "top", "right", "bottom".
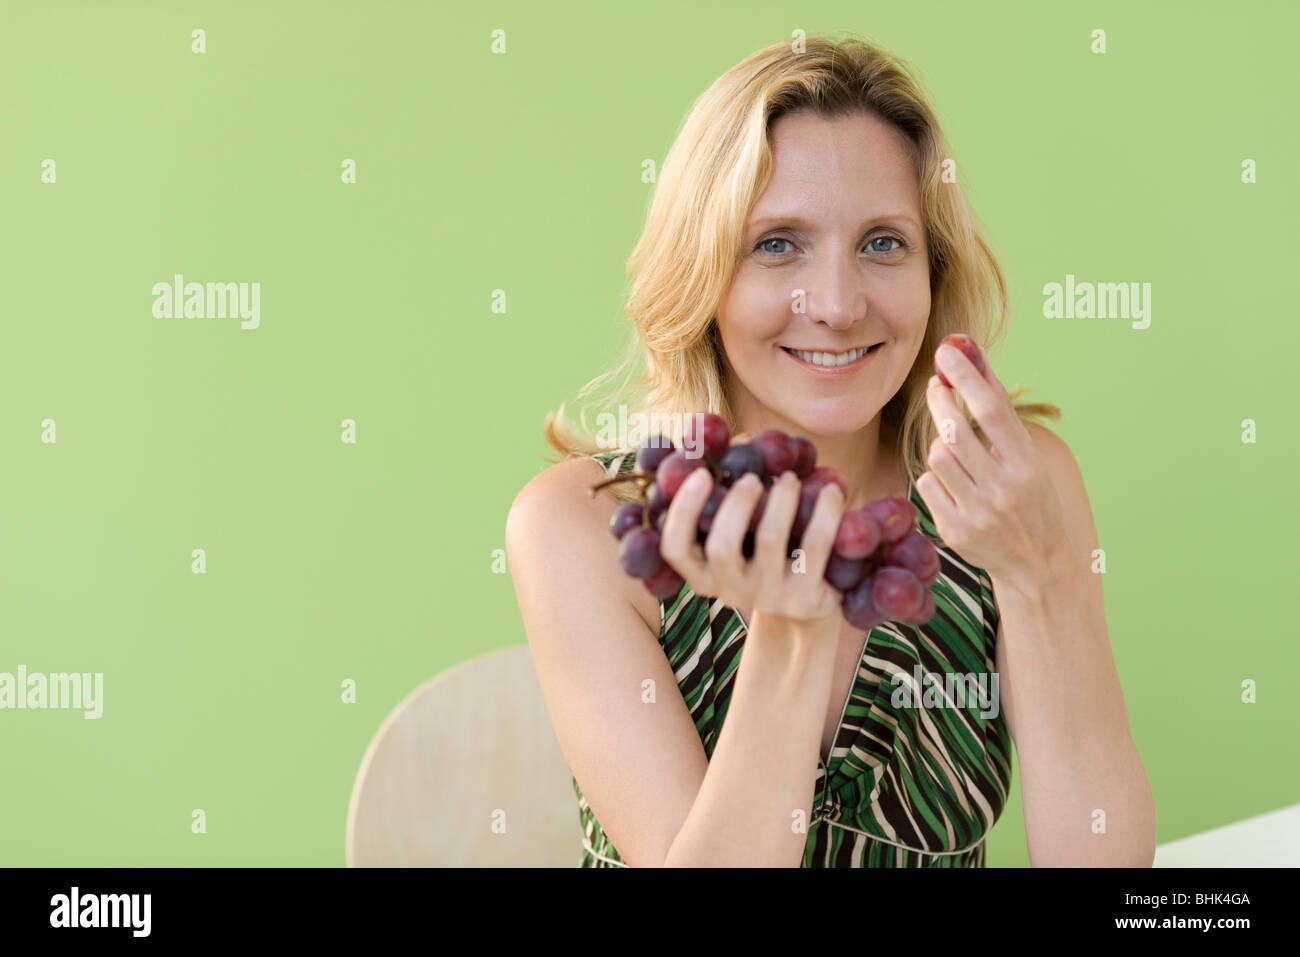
{"left": 780, "top": 470, "right": 797, "bottom": 484}
{"left": 687, "top": 468, "right": 711, "bottom": 490}
{"left": 937, "top": 344, "right": 959, "bottom": 368}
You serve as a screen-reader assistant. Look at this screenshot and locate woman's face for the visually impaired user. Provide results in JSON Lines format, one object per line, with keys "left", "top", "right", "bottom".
{"left": 716, "top": 109, "right": 931, "bottom": 437}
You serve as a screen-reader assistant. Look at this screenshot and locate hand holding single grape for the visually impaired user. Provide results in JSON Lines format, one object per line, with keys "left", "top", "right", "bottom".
{"left": 922, "top": 335, "right": 1069, "bottom": 583}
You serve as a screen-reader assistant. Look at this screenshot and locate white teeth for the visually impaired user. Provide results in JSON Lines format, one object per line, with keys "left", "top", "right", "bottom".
{"left": 788, "top": 345, "right": 872, "bottom": 367}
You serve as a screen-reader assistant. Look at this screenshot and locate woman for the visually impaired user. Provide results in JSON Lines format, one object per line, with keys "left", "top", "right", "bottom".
{"left": 506, "top": 33, "right": 1155, "bottom": 867}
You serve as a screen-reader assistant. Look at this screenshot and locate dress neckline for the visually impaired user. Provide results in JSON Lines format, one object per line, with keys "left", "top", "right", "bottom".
{"left": 729, "top": 606, "right": 873, "bottom": 775}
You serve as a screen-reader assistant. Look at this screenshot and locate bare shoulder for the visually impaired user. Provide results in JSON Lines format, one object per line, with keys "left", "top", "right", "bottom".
{"left": 508, "top": 456, "right": 610, "bottom": 520}
{"left": 1021, "top": 419, "right": 1069, "bottom": 462}
{"left": 1021, "top": 422, "right": 1087, "bottom": 512}
{"left": 506, "top": 456, "right": 621, "bottom": 547}
{"left": 505, "top": 456, "right": 661, "bottom": 636}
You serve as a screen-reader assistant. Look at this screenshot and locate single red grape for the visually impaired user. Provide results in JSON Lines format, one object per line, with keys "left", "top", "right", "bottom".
{"left": 610, "top": 502, "right": 643, "bottom": 540}
{"left": 934, "top": 333, "right": 987, "bottom": 388}
{"left": 884, "top": 527, "right": 940, "bottom": 585}
{"left": 636, "top": 435, "right": 674, "bottom": 474}
{"left": 657, "top": 450, "right": 707, "bottom": 498}
{"left": 717, "top": 443, "right": 764, "bottom": 486}
{"left": 751, "top": 429, "right": 796, "bottom": 476}
{"left": 643, "top": 562, "right": 685, "bottom": 599}
{"left": 867, "top": 496, "right": 915, "bottom": 545}
{"left": 871, "top": 566, "right": 925, "bottom": 619}
{"left": 790, "top": 436, "right": 817, "bottom": 478}
{"left": 902, "top": 588, "right": 936, "bottom": 625}
{"left": 842, "top": 576, "right": 887, "bottom": 631}
{"left": 682, "top": 412, "right": 730, "bottom": 462}
{"left": 825, "top": 551, "right": 867, "bottom": 592}
{"left": 618, "top": 527, "right": 663, "bottom": 579}
{"left": 833, "top": 508, "right": 881, "bottom": 559}
{"left": 645, "top": 482, "right": 670, "bottom": 522}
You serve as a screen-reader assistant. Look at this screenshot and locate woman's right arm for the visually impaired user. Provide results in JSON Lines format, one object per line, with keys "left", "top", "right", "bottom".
{"left": 505, "top": 457, "right": 845, "bottom": 867}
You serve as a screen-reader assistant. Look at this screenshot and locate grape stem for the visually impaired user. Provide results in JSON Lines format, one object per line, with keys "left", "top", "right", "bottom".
{"left": 586, "top": 473, "right": 650, "bottom": 495}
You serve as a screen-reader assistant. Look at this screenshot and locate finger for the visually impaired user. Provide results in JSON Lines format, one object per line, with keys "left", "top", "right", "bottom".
{"left": 751, "top": 471, "right": 800, "bottom": 589}
{"left": 926, "top": 429, "right": 977, "bottom": 503}
{"left": 926, "top": 374, "right": 995, "bottom": 489}
{"left": 796, "top": 482, "right": 845, "bottom": 582}
{"left": 658, "top": 467, "right": 715, "bottom": 595}
{"left": 703, "top": 472, "right": 763, "bottom": 593}
{"left": 915, "top": 469, "right": 957, "bottom": 527}
{"left": 934, "top": 342, "right": 1030, "bottom": 461}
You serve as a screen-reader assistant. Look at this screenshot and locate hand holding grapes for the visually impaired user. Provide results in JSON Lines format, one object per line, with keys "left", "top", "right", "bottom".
{"left": 662, "top": 466, "right": 847, "bottom": 627}
{"left": 594, "top": 413, "right": 943, "bottom": 631}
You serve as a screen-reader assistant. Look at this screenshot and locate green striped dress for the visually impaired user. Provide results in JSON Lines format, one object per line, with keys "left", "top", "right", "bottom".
{"left": 575, "top": 449, "right": 1013, "bottom": 867}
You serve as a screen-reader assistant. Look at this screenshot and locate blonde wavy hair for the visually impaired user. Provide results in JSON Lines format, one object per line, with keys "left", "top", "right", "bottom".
{"left": 545, "top": 31, "right": 1059, "bottom": 502}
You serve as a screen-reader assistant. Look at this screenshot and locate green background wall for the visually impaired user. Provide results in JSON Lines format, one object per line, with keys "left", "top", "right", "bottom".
{"left": 2, "top": 0, "right": 1295, "bottom": 865}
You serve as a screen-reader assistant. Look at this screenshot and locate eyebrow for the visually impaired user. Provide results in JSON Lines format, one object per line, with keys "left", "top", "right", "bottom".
{"left": 747, "top": 213, "right": 923, "bottom": 233}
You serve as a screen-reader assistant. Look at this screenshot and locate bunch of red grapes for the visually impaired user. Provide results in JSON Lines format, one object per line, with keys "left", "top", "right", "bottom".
{"left": 593, "top": 413, "right": 941, "bottom": 631}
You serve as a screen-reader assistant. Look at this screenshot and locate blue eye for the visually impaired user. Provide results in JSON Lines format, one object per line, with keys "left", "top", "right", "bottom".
{"left": 868, "top": 236, "right": 907, "bottom": 253}
{"left": 757, "top": 237, "right": 792, "bottom": 255}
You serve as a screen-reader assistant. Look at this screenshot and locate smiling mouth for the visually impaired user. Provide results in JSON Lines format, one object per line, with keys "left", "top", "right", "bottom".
{"left": 780, "top": 343, "right": 882, "bottom": 368}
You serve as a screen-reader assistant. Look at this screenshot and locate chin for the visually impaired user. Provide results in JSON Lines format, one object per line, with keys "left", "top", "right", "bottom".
{"left": 779, "top": 399, "right": 878, "bottom": 437}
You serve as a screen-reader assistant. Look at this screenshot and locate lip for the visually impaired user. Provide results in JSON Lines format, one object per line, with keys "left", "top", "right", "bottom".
{"left": 780, "top": 343, "right": 882, "bottom": 376}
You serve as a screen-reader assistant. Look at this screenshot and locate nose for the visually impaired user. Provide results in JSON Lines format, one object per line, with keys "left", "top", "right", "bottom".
{"left": 801, "top": 253, "right": 865, "bottom": 331}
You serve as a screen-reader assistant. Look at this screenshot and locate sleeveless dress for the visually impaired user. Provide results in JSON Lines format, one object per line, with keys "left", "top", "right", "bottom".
{"left": 574, "top": 449, "right": 1014, "bottom": 867}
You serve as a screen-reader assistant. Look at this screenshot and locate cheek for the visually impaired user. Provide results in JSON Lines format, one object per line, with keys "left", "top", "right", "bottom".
{"left": 877, "top": 274, "right": 930, "bottom": 320}
{"left": 717, "top": 278, "right": 792, "bottom": 352}
{"left": 876, "top": 286, "right": 931, "bottom": 348}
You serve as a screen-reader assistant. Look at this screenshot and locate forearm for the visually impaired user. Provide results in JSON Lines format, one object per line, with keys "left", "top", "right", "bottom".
{"left": 994, "top": 564, "right": 1156, "bottom": 867}
{"left": 663, "top": 612, "right": 836, "bottom": 867}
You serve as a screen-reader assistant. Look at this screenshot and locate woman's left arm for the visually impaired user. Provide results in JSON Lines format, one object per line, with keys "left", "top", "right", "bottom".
{"left": 916, "top": 341, "right": 1157, "bottom": 867}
